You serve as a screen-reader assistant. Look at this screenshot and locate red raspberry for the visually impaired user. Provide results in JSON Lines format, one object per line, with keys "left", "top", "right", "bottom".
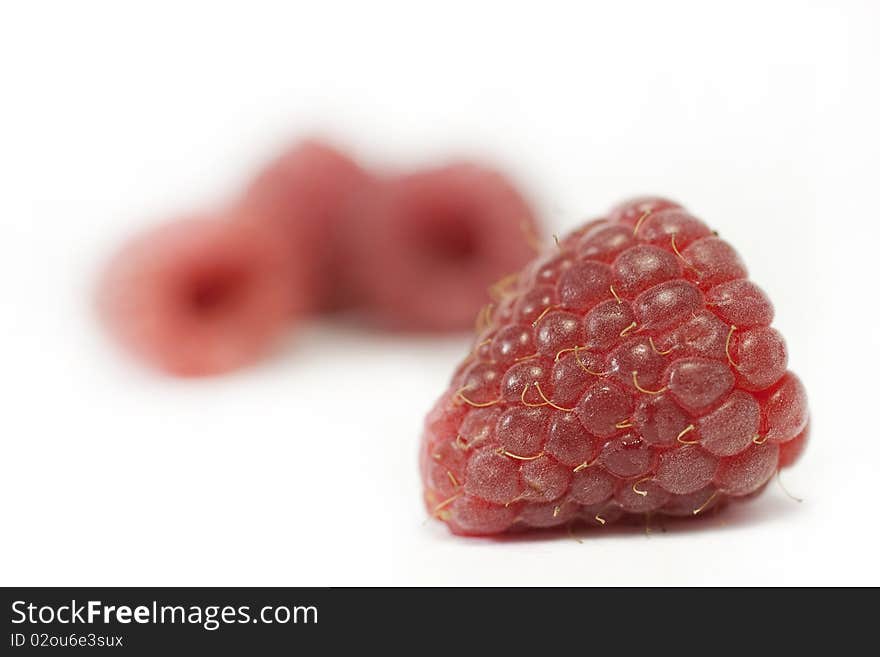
{"left": 420, "top": 197, "right": 808, "bottom": 535}
{"left": 246, "top": 139, "right": 372, "bottom": 310}
{"left": 98, "top": 210, "right": 304, "bottom": 376}
{"left": 349, "top": 163, "right": 541, "bottom": 331}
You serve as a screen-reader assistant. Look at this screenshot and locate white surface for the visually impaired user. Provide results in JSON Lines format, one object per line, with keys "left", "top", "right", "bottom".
{"left": 0, "top": 0, "right": 877, "bottom": 586}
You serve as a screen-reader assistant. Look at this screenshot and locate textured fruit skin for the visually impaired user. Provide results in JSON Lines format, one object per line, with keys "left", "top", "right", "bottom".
{"left": 420, "top": 197, "right": 808, "bottom": 536}
{"left": 349, "top": 163, "right": 540, "bottom": 331}
{"left": 246, "top": 139, "right": 372, "bottom": 310}
{"left": 98, "top": 211, "right": 304, "bottom": 377}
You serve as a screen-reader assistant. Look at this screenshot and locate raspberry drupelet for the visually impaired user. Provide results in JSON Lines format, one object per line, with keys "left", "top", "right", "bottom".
{"left": 420, "top": 197, "right": 809, "bottom": 536}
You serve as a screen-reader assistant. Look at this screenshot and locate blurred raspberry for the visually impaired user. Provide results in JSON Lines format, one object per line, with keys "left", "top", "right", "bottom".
{"left": 420, "top": 197, "right": 808, "bottom": 536}
{"left": 349, "top": 163, "right": 541, "bottom": 331}
{"left": 98, "top": 210, "right": 305, "bottom": 376}
{"left": 246, "top": 139, "right": 372, "bottom": 310}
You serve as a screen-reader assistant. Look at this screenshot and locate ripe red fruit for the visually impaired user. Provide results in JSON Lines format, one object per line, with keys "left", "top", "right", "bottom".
{"left": 246, "top": 139, "right": 372, "bottom": 310}
{"left": 349, "top": 163, "right": 541, "bottom": 331}
{"left": 420, "top": 197, "right": 808, "bottom": 536}
{"left": 98, "top": 211, "right": 304, "bottom": 377}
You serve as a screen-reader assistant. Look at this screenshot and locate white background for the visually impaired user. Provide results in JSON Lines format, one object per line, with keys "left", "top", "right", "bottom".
{"left": 0, "top": 0, "right": 877, "bottom": 586}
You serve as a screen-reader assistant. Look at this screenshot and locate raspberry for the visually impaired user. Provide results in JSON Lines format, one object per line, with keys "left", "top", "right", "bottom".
{"left": 98, "top": 211, "right": 303, "bottom": 376}
{"left": 246, "top": 139, "right": 372, "bottom": 310}
{"left": 349, "top": 163, "right": 540, "bottom": 331}
{"left": 420, "top": 197, "right": 809, "bottom": 535}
